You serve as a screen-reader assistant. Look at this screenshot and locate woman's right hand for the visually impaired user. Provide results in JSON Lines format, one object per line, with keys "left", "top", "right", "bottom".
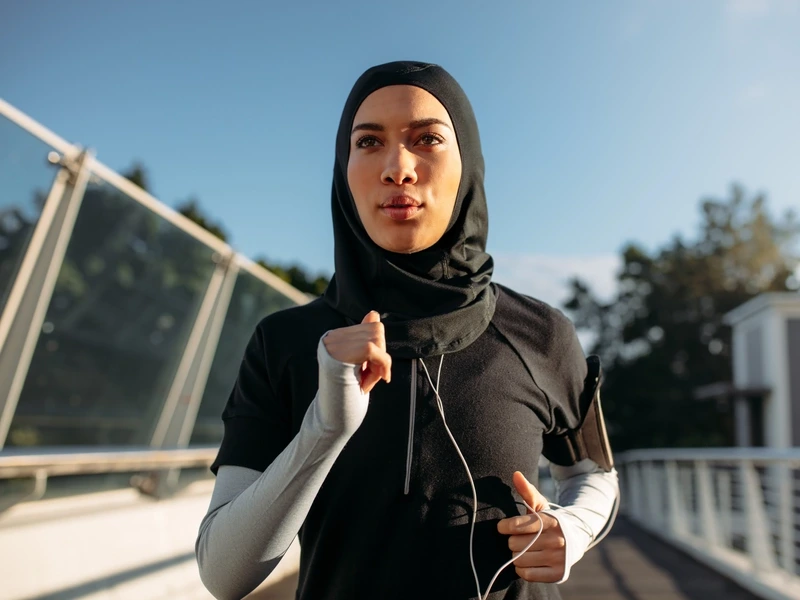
{"left": 322, "top": 310, "right": 392, "bottom": 393}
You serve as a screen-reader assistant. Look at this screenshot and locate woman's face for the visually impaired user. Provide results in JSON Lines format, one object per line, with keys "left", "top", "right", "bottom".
{"left": 347, "top": 85, "right": 462, "bottom": 254}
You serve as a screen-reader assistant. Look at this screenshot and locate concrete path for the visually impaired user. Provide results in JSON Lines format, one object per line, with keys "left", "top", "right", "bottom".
{"left": 249, "top": 518, "right": 761, "bottom": 600}
{"left": 560, "top": 518, "right": 760, "bottom": 600}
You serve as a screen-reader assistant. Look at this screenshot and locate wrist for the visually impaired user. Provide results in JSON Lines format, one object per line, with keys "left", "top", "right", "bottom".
{"left": 315, "top": 334, "right": 368, "bottom": 435}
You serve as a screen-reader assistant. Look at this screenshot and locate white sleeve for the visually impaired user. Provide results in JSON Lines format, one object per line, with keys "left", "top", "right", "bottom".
{"left": 540, "top": 459, "right": 620, "bottom": 584}
{"left": 195, "top": 335, "right": 367, "bottom": 600}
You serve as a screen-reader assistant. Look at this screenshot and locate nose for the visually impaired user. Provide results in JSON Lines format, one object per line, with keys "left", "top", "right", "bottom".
{"left": 381, "top": 145, "right": 418, "bottom": 186}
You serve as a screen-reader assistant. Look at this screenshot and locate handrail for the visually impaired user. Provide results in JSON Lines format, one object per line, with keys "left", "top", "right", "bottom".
{"left": 618, "top": 448, "right": 800, "bottom": 600}
{"left": 0, "top": 97, "right": 80, "bottom": 157}
{"left": 0, "top": 446, "right": 218, "bottom": 479}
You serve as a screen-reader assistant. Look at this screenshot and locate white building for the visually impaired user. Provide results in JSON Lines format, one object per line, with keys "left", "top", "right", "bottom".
{"left": 723, "top": 292, "right": 800, "bottom": 448}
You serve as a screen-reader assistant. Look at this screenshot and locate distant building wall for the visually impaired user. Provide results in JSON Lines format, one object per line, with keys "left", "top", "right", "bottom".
{"left": 725, "top": 293, "right": 800, "bottom": 448}
{"left": 789, "top": 319, "right": 800, "bottom": 446}
{"left": 746, "top": 326, "right": 765, "bottom": 386}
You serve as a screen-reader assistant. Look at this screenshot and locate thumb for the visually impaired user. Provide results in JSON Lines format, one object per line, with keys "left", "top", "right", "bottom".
{"left": 359, "top": 310, "right": 389, "bottom": 391}
{"left": 513, "top": 471, "right": 548, "bottom": 513}
{"left": 361, "top": 310, "right": 380, "bottom": 324}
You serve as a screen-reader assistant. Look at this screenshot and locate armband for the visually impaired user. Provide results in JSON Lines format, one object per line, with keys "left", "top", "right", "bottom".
{"left": 543, "top": 355, "right": 614, "bottom": 472}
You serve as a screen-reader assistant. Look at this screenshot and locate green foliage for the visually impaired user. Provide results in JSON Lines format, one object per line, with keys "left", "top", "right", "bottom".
{"left": 123, "top": 162, "right": 150, "bottom": 193}
{"left": 175, "top": 198, "right": 229, "bottom": 243}
{"left": 565, "top": 184, "right": 799, "bottom": 451}
{"left": 121, "top": 163, "right": 329, "bottom": 296}
{"left": 121, "top": 163, "right": 330, "bottom": 295}
{"left": 255, "top": 258, "right": 329, "bottom": 296}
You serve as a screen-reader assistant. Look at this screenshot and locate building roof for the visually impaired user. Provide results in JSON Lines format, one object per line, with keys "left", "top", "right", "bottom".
{"left": 722, "top": 292, "right": 800, "bottom": 327}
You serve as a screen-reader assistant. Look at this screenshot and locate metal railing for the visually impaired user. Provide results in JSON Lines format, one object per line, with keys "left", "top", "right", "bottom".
{"left": 0, "top": 446, "right": 218, "bottom": 508}
{"left": 617, "top": 448, "right": 800, "bottom": 600}
{"left": 0, "top": 97, "right": 308, "bottom": 459}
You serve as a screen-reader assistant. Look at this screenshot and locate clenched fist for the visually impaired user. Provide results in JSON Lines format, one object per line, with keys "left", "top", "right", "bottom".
{"left": 323, "top": 310, "right": 392, "bottom": 394}
{"left": 497, "top": 471, "right": 566, "bottom": 583}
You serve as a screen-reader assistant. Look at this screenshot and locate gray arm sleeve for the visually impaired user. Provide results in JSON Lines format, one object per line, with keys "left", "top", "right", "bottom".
{"left": 542, "top": 459, "right": 620, "bottom": 583}
{"left": 195, "top": 335, "right": 366, "bottom": 600}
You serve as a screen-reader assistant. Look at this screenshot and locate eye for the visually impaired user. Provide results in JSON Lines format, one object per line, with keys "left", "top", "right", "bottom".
{"left": 355, "top": 135, "right": 381, "bottom": 149}
{"left": 417, "top": 132, "right": 445, "bottom": 146}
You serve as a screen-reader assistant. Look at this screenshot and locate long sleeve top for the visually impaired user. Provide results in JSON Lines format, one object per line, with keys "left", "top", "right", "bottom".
{"left": 197, "top": 286, "right": 620, "bottom": 600}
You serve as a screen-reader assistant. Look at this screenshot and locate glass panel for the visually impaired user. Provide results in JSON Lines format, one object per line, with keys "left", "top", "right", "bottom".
{"left": 0, "top": 115, "right": 60, "bottom": 316}
{"left": 190, "top": 269, "right": 298, "bottom": 445}
{"left": 6, "top": 178, "right": 218, "bottom": 447}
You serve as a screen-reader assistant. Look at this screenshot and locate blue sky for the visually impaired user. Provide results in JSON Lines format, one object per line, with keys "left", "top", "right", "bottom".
{"left": 2, "top": 0, "right": 798, "bottom": 307}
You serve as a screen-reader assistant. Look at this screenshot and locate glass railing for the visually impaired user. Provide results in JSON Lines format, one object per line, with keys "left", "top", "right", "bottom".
{"left": 0, "top": 114, "right": 61, "bottom": 316}
{"left": 0, "top": 97, "right": 309, "bottom": 500}
{"left": 8, "top": 178, "right": 219, "bottom": 448}
{"left": 191, "top": 264, "right": 297, "bottom": 444}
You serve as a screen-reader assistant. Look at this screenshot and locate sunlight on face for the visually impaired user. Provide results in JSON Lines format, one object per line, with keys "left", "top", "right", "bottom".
{"left": 347, "top": 85, "right": 462, "bottom": 254}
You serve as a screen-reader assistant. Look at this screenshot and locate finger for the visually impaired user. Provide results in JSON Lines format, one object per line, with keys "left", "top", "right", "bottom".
{"left": 513, "top": 471, "right": 548, "bottom": 513}
{"left": 361, "top": 365, "right": 383, "bottom": 393}
{"left": 381, "top": 355, "right": 392, "bottom": 383}
{"left": 368, "top": 319, "right": 387, "bottom": 352}
{"left": 512, "top": 549, "right": 561, "bottom": 569}
{"left": 497, "top": 513, "right": 545, "bottom": 536}
{"left": 360, "top": 345, "right": 392, "bottom": 392}
{"left": 361, "top": 310, "right": 380, "bottom": 325}
{"left": 515, "top": 566, "right": 564, "bottom": 583}
{"left": 365, "top": 342, "right": 392, "bottom": 383}
{"left": 508, "top": 530, "right": 565, "bottom": 553}
{"left": 502, "top": 512, "right": 559, "bottom": 536}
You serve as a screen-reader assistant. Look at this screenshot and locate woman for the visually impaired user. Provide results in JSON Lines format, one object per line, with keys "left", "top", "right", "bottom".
{"left": 196, "top": 61, "right": 619, "bottom": 600}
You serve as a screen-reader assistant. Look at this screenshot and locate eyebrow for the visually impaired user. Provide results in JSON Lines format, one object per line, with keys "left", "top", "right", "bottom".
{"left": 350, "top": 118, "right": 452, "bottom": 135}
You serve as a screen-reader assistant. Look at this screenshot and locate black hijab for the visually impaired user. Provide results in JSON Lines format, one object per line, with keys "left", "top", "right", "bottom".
{"left": 323, "top": 61, "right": 496, "bottom": 359}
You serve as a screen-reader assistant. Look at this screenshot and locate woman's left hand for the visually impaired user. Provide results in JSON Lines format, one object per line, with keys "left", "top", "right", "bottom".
{"left": 496, "top": 471, "right": 566, "bottom": 583}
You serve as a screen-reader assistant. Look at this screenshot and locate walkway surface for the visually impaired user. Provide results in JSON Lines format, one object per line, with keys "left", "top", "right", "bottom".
{"left": 559, "top": 518, "right": 759, "bottom": 600}
{"left": 250, "top": 518, "right": 760, "bottom": 600}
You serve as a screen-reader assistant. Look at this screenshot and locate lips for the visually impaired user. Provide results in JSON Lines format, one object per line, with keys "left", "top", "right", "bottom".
{"left": 381, "top": 195, "right": 422, "bottom": 208}
{"left": 380, "top": 195, "right": 422, "bottom": 221}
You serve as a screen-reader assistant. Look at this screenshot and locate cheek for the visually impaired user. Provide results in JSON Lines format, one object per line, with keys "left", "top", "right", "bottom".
{"left": 347, "top": 158, "right": 370, "bottom": 215}
{"left": 439, "top": 155, "right": 462, "bottom": 215}
{"left": 346, "top": 159, "right": 360, "bottom": 197}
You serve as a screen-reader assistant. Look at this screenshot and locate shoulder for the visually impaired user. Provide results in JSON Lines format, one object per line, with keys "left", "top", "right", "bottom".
{"left": 491, "top": 284, "right": 588, "bottom": 430}
{"left": 254, "top": 296, "right": 347, "bottom": 360}
{"left": 492, "top": 283, "right": 582, "bottom": 359}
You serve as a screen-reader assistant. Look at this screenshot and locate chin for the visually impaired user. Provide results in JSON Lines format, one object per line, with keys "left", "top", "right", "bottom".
{"left": 378, "top": 235, "right": 430, "bottom": 254}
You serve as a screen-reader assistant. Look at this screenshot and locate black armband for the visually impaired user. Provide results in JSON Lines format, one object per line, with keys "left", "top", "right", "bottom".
{"left": 543, "top": 355, "right": 614, "bottom": 472}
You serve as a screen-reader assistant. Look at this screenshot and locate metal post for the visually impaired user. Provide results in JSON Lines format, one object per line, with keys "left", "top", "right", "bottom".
{"left": 696, "top": 460, "right": 722, "bottom": 548}
{"left": 175, "top": 260, "right": 238, "bottom": 448}
{"left": 740, "top": 460, "right": 778, "bottom": 572}
{"left": 141, "top": 253, "right": 237, "bottom": 496}
{"left": 0, "top": 150, "right": 93, "bottom": 448}
{"left": 681, "top": 464, "right": 696, "bottom": 534}
{"left": 718, "top": 469, "right": 733, "bottom": 547}
{"left": 644, "top": 462, "right": 663, "bottom": 531}
{"left": 627, "top": 462, "right": 644, "bottom": 522}
{"left": 666, "top": 460, "right": 686, "bottom": 538}
{"left": 775, "top": 463, "right": 795, "bottom": 574}
{"left": 148, "top": 252, "right": 233, "bottom": 449}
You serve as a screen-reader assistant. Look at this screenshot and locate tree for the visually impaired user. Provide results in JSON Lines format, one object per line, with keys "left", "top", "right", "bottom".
{"left": 565, "top": 184, "right": 799, "bottom": 451}
{"left": 175, "top": 198, "right": 229, "bottom": 242}
{"left": 122, "top": 162, "right": 329, "bottom": 294}
{"left": 255, "top": 258, "right": 329, "bottom": 296}
{"left": 122, "top": 163, "right": 329, "bottom": 296}
{"left": 123, "top": 162, "right": 150, "bottom": 192}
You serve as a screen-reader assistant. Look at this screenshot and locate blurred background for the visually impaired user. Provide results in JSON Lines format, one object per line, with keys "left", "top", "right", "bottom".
{"left": 1, "top": 1, "right": 799, "bottom": 599}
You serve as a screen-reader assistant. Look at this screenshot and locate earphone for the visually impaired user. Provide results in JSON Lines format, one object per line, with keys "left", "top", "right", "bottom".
{"left": 419, "top": 355, "right": 602, "bottom": 599}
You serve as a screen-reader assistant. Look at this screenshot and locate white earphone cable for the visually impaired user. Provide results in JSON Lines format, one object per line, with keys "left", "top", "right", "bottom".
{"left": 419, "top": 356, "right": 544, "bottom": 600}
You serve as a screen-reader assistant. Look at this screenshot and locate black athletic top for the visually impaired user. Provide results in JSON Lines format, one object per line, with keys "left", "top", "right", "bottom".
{"left": 211, "top": 282, "right": 587, "bottom": 600}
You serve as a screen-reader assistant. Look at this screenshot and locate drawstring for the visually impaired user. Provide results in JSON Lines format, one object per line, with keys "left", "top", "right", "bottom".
{"left": 419, "top": 356, "right": 544, "bottom": 600}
